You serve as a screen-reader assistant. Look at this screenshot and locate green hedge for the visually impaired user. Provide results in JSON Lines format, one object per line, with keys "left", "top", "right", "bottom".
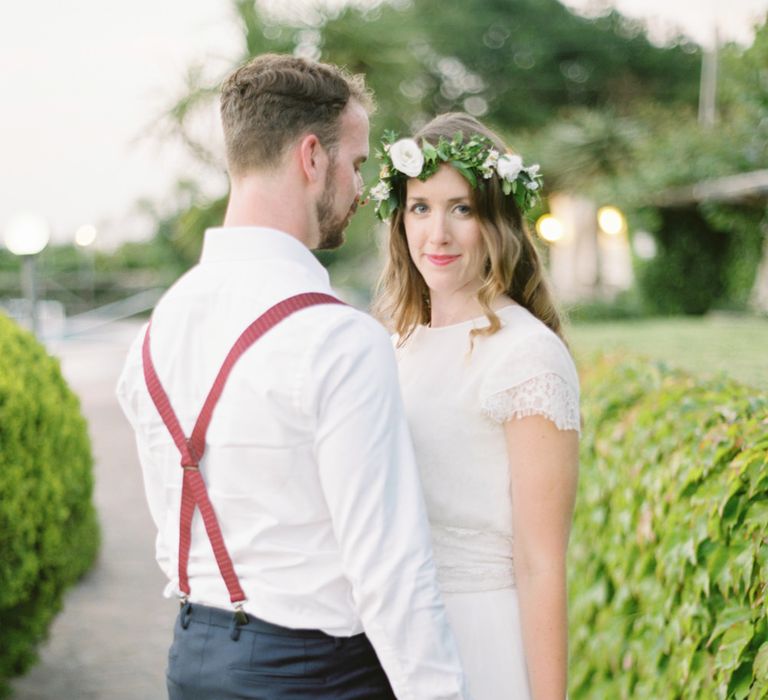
{"left": 569, "top": 354, "right": 768, "bottom": 698}
{"left": 0, "top": 315, "right": 99, "bottom": 696}
{"left": 635, "top": 206, "right": 729, "bottom": 315}
{"left": 634, "top": 203, "right": 766, "bottom": 316}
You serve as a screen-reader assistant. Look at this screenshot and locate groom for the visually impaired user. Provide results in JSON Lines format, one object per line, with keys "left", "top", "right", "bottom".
{"left": 117, "top": 54, "right": 467, "bottom": 699}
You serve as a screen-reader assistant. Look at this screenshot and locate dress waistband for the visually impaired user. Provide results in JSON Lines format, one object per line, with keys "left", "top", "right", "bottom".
{"left": 431, "top": 524, "right": 516, "bottom": 593}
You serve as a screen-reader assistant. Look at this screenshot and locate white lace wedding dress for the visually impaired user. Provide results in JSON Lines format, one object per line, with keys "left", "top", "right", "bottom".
{"left": 395, "top": 304, "right": 581, "bottom": 699}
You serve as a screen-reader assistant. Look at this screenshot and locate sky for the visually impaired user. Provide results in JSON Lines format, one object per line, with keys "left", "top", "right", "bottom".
{"left": 1, "top": 0, "right": 766, "bottom": 250}
{"left": 563, "top": 0, "right": 767, "bottom": 46}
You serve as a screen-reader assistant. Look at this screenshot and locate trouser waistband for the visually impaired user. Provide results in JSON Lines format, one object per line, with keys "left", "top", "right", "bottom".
{"left": 178, "top": 601, "right": 353, "bottom": 641}
{"left": 167, "top": 602, "right": 396, "bottom": 699}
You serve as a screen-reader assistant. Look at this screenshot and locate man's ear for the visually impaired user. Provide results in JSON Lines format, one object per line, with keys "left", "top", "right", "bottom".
{"left": 298, "top": 134, "right": 328, "bottom": 184}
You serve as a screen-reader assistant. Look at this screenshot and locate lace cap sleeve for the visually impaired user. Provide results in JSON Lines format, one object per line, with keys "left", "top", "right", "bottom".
{"left": 479, "top": 330, "right": 581, "bottom": 432}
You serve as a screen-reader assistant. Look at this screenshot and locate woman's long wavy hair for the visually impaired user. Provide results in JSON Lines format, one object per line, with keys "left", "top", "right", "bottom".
{"left": 373, "top": 112, "right": 566, "bottom": 346}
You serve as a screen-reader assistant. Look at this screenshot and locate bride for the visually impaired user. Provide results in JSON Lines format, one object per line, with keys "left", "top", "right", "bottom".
{"left": 373, "top": 112, "right": 580, "bottom": 700}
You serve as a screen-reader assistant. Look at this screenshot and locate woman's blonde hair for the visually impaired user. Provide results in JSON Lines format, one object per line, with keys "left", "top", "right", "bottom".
{"left": 373, "top": 112, "right": 565, "bottom": 346}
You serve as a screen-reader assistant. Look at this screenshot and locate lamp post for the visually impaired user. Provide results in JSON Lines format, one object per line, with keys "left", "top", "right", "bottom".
{"left": 698, "top": 23, "right": 719, "bottom": 128}
{"left": 75, "top": 224, "right": 98, "bottom": 306}
{"left": 3, "top": 212, "right": 50, "bottom": 336}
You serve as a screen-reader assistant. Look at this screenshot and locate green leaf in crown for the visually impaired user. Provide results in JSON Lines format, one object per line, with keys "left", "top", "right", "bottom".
{"left": 369, "top": 131, "right": 544, "bottom": 221}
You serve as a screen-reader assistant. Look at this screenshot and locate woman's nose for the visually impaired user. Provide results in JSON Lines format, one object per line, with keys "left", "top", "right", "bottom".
{"left": 427, "top": 213, "right": 450, "bottom": 245}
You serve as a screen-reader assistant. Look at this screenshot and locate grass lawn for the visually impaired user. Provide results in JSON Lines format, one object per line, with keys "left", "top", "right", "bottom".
{"left": 568, "top": 313, "right": 768, "bottom": 392}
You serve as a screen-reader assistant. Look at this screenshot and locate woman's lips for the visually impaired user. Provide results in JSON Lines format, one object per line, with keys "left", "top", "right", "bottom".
{"left": 426, "top": 254, "right": 460, "bottom": 266}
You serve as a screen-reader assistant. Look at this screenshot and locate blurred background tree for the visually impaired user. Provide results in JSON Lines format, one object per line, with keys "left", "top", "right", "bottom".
{"left": 32, "top": 0, "right": 763, "bottom": 319}
{"left": 581, "top": 20, "right": 768, "bottom": 315}
{"left": 128, "top": 0, "right": 703, "bottom": 300}
{"left": 410, "top": 0, "right": 700, "bottom": 126}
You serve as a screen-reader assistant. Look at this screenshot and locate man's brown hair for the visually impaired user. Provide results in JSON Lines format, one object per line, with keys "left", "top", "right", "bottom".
{"left": 220, "top": 53, "right": 373, "bottom": 176}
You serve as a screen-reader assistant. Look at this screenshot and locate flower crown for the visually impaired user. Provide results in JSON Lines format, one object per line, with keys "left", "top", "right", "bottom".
{"left": 370, "top": 130, "right": 544, "bottom": 221}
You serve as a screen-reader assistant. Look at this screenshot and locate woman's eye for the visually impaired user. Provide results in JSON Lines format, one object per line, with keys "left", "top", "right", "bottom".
{"left": 454, "top": 204, "right": 472, "bottom": 216}
{"left": 410, "top": 203, "right": 428, "bottom": 214}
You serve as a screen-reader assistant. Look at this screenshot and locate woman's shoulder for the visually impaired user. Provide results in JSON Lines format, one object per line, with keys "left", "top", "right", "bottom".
{"left": 479, "top": 306, "right": 581, "bottom": 431}
{"left": 479, "top": 305, "right": 579, "bottom": 390}
{"left": 485, "top": 304, "right": 568, "bottom": 355}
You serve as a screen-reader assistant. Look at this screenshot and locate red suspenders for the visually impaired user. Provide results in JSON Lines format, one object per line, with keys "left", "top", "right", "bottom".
{"left": 141, "top": 292, "right": 345, "bottom": 615}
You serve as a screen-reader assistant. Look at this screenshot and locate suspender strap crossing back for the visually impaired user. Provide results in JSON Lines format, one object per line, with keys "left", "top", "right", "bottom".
{"left": 141, "top": 292, "right": 345, "bottom": 606}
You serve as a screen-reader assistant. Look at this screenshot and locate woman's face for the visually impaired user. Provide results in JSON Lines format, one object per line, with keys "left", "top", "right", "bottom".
{"left": 403, "top": 164, "right": 486, "bottom": 300}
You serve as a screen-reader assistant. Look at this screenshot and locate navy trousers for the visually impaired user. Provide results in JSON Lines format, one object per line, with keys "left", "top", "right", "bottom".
{"left": 166, "top": 603, "right": 397, "bottom": 699}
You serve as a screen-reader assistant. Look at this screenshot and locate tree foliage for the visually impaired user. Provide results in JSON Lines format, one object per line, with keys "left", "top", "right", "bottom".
{"left": 532, "top": 18, "right": 768, "bottom": 314}
{"left": 137, "top": 0, "right": 706, "bottom": 295}
{"left": 411, "top": 0, "right": 700, "bottom": 128}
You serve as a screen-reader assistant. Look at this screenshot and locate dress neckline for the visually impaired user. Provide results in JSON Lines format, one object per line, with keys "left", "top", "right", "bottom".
{"left": 423, "top": 304, "right": 525, "bottom": 332}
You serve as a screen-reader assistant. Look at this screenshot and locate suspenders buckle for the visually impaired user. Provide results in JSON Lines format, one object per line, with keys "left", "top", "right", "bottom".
{"left": 233, "top": 602, "right": 249, "bottom": 627}
{"left": 230, "top": 603, "right": 248, "bottom": 640}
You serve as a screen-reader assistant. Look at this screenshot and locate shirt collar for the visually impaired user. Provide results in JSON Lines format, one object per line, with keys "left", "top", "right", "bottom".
{"left": 200, "top": 226, "right": 330, "bottom": 285}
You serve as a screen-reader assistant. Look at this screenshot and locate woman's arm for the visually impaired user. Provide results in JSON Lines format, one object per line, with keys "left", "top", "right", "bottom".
{"left": 504, "top": 414, "right": 579, "bottom": 700}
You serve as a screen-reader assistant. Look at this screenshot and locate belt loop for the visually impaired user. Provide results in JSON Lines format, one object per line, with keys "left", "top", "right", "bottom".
{"left": 180, "top": 601, "right": 192, "bottom": 630}
{"left": 230, "top": 614, "right": 242, "bottom": 642}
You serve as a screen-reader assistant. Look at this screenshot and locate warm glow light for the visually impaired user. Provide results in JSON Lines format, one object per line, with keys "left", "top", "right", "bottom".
{"left": 597, "top": 206, "right": 626, "bottom": 236}
{"left": 3, "top": 212, "right": 50, "bottom": 256}
{"left": 536, "top": 214, "right": 564, "bottom": 243}
{"left": 75, "top": 224, "right": 98, "bottom": 247}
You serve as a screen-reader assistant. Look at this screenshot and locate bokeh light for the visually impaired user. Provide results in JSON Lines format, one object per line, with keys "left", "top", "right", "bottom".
{"left": 536, "top": 214, "right": 565, "bottom": 243}
{"left": 597, "top": 206, "right": 627, "bottom": 236}
{"left": 75, "top": 224, "right": 98, "bottom": 247}
{"left": 632, "top": 230, "right": 658, "bottom": 259}
{"left": 3, "top": 212, "right": 50, "bottom": 256}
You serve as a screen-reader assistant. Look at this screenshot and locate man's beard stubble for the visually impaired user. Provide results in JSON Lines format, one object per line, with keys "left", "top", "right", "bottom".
{"left": 315, "top": 161, "right": 358, "bottom": 251}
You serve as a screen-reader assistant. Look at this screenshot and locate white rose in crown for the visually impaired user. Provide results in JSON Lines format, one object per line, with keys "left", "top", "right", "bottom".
{"left": 496, "top": 154, "right": 523, "bottom": 181}
{"left": 389, "top": 138, "right": 425, "bottom": 178}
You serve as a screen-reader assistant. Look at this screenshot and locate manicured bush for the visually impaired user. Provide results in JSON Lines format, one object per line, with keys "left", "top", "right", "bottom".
{"left": 635, "top": 206, "right": 729, "bottom": 315}
{"left": 634, "top": 203, "right": 766, "bottom": 316}
{"left": 0, "top": 314, "right": 99, "bottom": 696}
{"left": 570, "top": 353, "right": 768, "bottom": 699}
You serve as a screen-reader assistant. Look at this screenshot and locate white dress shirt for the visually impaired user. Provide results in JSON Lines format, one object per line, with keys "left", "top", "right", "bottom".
{"left": 116, "top": 227, "right": 467, "bottom": 700}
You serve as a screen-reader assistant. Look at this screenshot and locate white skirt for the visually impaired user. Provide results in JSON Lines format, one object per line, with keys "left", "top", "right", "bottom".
{"left": 442, "top": 587, "right": 532, "bottom": 700}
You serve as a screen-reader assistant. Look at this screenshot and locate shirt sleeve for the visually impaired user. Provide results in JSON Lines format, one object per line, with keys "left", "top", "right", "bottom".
{"left": 305, "top": 312, "right": 469, "bottom": 700}
{"left": 479, "top": 330, "right": 581, "bottom": 433}
{"left": 115, "top": 325, "right": 175, "bottom": 585}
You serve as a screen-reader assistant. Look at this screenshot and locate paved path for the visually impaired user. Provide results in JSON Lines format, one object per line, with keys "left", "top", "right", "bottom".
{"left": 11, "top": 321, "right": 176, "bottom": 700}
